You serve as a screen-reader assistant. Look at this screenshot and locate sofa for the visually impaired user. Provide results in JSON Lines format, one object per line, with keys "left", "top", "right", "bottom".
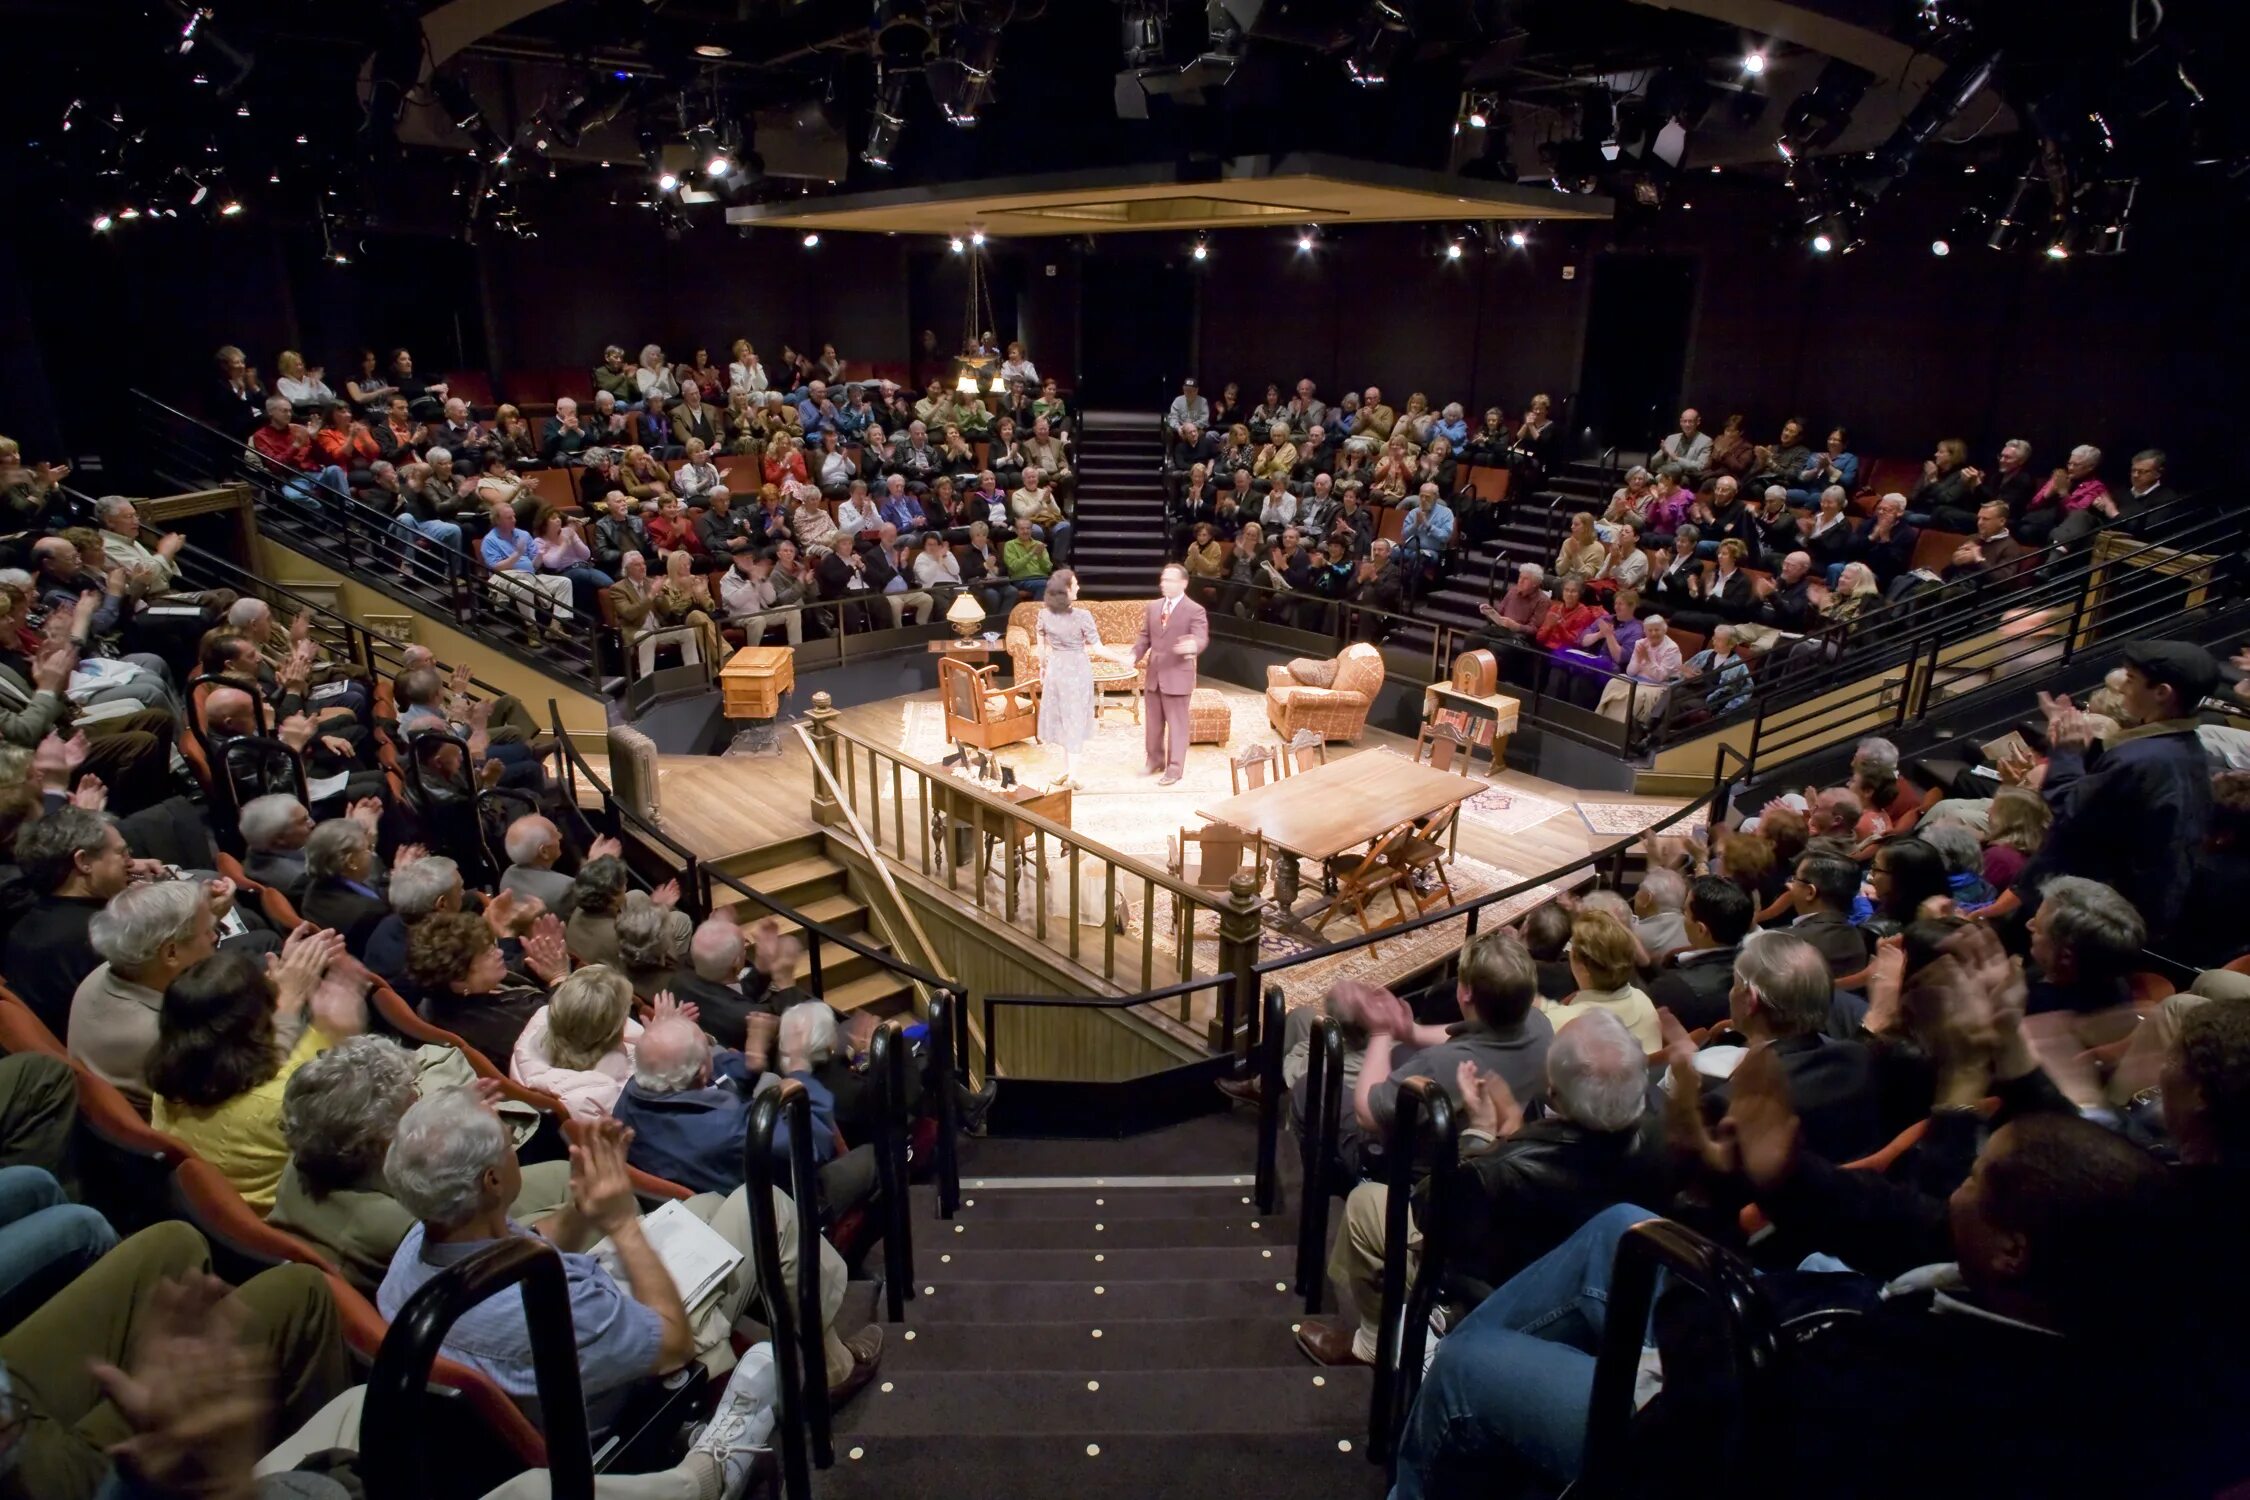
{"left": 1265, "top": 642, "right": 1386, "bottom": 742}
{"left": 1003, "top": 598, "right": 1150, "bottom": 682}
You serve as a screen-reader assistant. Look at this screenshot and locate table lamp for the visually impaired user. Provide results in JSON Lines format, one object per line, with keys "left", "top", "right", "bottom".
{"left": 945, "top": 591, "right": 986, "bottom": 639}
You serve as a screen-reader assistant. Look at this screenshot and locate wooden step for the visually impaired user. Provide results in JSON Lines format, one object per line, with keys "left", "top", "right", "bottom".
{"left": 759, "top": 891, "right": 871, "bottom": 942}
{"left": 712, "top": 853, "right": 849, "bottom": 911}
{"left": 710, "top": 833, "right": 826, "bottom": 881}
{"left": 795, "top": 933, "right": 894, "bottom": 987}
{"left": 820, "top": 968, "right": 916, "bottom": 1016}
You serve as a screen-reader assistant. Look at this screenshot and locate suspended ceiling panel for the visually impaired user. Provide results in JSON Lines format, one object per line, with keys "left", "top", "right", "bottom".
{"left": 725, "top": 154, "right": 1612, "bottom": 237}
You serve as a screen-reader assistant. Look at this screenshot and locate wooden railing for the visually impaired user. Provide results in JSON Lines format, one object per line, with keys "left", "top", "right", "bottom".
{"left": 799, "top": 693, "right": 1251, "bottom": 1023}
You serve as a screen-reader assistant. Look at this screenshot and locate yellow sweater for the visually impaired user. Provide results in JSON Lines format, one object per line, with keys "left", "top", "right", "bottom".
{"left": 154, "top": 1026, "right": 331, "bottom": 1215}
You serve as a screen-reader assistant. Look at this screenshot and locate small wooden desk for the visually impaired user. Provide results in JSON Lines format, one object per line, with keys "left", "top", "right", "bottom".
{"left": 720, "top": 646, "right": 795, "bottom": 720}
{"left": 1420, "top": 683, "right": 1521, "bottom": 768}
{"left": 931, "top": 777, "right": 1073, "bottom": 920}
{"left": 1198, "top": 753, "right": 1488, "bottom": 932}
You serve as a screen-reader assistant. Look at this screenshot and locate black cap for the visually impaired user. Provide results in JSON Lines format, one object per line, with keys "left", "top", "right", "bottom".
{"left": 2121, "top": 640, "right": 2219, "bottom": 709}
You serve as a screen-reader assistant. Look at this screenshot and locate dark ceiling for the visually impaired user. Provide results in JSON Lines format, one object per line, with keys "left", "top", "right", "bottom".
{"left": 8, "top": 0, "right": 2243, "bottom": 256}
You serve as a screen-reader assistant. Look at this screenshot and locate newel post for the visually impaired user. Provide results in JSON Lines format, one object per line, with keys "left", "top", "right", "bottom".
{"left": 1214, "top": 870, "right": 1266, "bottom": 1058}
{"left": 806, "top": 691, "right": 842, "bottom": 830}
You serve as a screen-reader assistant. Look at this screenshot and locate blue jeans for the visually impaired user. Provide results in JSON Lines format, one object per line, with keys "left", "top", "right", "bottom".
{"left": 553, "top": 565, "right": 613, "bottom": 615}
{"left": 1015, "top": 576, "right": 1049, "bottom": 600}
{"left": 1390, "top": 1203, "right": 1657, "bottom": 1500}
{"left": 395, "top": 515, "right": 465, "bottom": 553}
{"left": 282, "top": 464, "right": 350, "bottom": 516}
{"left": 0, "top": 1165, "right": 119, "bottom": 1331}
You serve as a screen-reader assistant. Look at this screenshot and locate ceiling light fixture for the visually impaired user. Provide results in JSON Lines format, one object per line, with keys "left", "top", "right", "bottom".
{"left": 91, "top": 212, "right": 112, "bottom": 231}
{"left": 1191, "top": 235, "right": 1209, "bottom": 260}
{"left": 971, "top": 230, "right": 986, "bottom": 246}
{"left": 1507, "top": 228, "right": 1529, "bottom": 247}
{"left": 694, "top": 43, "right": 732, "bottom": 58}
{"left": 1297, "top": 231, "right": 1314, "bottom": 252}
{"left": 1445, "top": 240, "right": 1463, "bottom": 259}
{"left": 706, "top": 155, "right": 731, "bottom": 177}
{"left": 802, "top": 232, "right": 820, "bottom": 248}
{"left": 657, "top": 170, "right": 679, "bottom": 191}
{"left": 1741, "top": 50, "right": 1768, "bottom": 76}
{"left": 949, "top": 236, "right": 965, "bottom": 252}
{"left": 2044, "top": 242, "right": 2069, "bottom": 260}
{"left": 1810, "top": 232, "right": 1833, "bottom": 252}
{"left": 1931, "top": 238, "right": 1950, "bottom": 255}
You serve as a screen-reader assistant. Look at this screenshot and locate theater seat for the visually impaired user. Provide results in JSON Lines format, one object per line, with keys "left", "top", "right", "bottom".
{"left": 0, "top": 991, "right": 66, "bottom": 1057}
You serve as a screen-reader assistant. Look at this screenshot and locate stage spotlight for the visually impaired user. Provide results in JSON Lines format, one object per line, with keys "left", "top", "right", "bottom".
{"left": 802, "top": 232, "right": 820, "bottom": 247}
{"left": 949, "top": 236, "right": 965, "bottom": 252}
{"left": 1741, "top": 50, "right": 1767, "bottom": 77}
{"left": 1297, "top": 231, "right": 1314, "bottom": 252}
{"left": 1931, "top": 238, "right": 1950, "bottom": 255}
{"left": 971, "top": 229, "right": 986, "bottom": 246}
{"left": 2044, "top": 242, "right": 2069, "bottom": 260}
{"left": 91, "top": 212, "right": 113, "bottom": 231}
{"left": 863, "top": 70, "right": 911, "bottom": 168}
{"left": 1191, "top": 235, "right": 1209, "bottom": 260}
{"left": 694, "top": 43, "right": 732, "bottom": 59}
{"left": 707, "top": 154, "right": 731, "bottom": 177}
{"left": 119, "top": 207, "right": 141, "bottom": 221}
{"left": 221, "top": 199, "right": 242, "bottom": 215}
{"left": 657, "top": 170, "right": 679, "bottom": 191}
{"left": 1810, "top": 232, "right": 1833, "bottom": 253}
{"left": 1507, "top": 228, "right": 1529, "bottom": 247}
{"left": 1445, "top": 240, "right": 1463, "bottom": 260}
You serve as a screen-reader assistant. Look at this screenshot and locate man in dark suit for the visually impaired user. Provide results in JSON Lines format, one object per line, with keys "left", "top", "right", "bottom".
{"left": 1683, "top": 929, "right": 1885, "bottom": 1162}
{"left": 1131, "top": 564, "right": 1210, "bottom": 786}
{"left": 661, "top": 916, "right": 766, "bottom": 1052}
{"left": 1648, "top": 876, "right": 1753, "bottom": 1032}
{"left": 2109, "top": 447, "right": 2177, "bottom": 535}
{"left": 239, "top": 792, "right": 314, "bottom": 903}
{"left": 1781, "top": 852, "right": 1873, "bottom": 978}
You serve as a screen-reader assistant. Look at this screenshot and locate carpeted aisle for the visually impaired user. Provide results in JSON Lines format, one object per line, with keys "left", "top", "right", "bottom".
{"left": 821, "top": 1170, "right": 1384, "bottom": 1500}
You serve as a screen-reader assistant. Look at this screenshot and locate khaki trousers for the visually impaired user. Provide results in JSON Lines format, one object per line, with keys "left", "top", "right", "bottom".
{"left": 1327, "top": 1181, "right": 1422, "bottom": 1363}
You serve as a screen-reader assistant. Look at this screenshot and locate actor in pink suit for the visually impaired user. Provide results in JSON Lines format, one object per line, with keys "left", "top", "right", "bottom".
{"left": 1133, "top": 563, "right": 1210, "bottom": 786}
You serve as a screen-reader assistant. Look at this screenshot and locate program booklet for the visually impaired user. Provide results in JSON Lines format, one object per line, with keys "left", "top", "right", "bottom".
{"left": 592, "top": 1199, "right": 744, "bottom": 1313}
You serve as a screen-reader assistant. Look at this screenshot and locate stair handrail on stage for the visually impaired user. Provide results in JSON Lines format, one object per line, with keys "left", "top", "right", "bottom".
{"left": 124, "top": 390, "right": 605, "bottom": 688}
{"left": 743, "top": 1080, "right": 833, "bottom": 1500}
{"left": 1367, "top": 1076, "right": 1459, "bottom": 1470}
{"left": 792, "top": 714, "right": 952, "bottom": 1012}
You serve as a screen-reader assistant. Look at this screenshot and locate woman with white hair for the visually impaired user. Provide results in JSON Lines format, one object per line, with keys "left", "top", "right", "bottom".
{"left": 634, "top": 343, "right": 680, "bottom": 411}
{"left": 510, "top": 964, "right": 647, "bottom": 1119}
{"left": 270, "top": 1033, "right": 569, "bottom": 1292}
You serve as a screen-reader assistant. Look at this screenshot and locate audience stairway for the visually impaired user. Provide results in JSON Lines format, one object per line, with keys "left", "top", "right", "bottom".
{"left": 1383, "top": 458, "right": 1610, "bottom": 661}
{"left": 702, "top": 837, "right": 916, "bottom": 1016}
{"left": 1068, "top": 413, "right": 1170, "bottom": 597}
{"left": 821, "top": 1138, "right": 1384, "bottom": 1500}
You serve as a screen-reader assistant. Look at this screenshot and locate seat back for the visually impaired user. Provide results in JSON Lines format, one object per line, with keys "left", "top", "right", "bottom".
{"left": 1229, "top": 743, "right": 1275, "bottom": 795}
{"left": 1182, "top": 823, "right": 1250, "bottom": 890}
{"left": 1277, "top": 728, "right": 1327, "bottom": 776}
{"left": 0, "top": 991, "right": 66, "bottom": 1057}
{"left": 1463, "top": 465, "right": 1511, "bottom": 504}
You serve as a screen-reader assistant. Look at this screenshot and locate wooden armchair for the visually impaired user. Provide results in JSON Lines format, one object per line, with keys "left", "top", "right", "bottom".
{"left": 940, "top": 655, "right": 1041, "bottom": 752}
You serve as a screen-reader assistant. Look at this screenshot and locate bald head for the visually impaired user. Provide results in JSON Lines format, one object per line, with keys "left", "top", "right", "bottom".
{"left": 690, "top": 917, "right": 746, "bottom": 981}
{"left": 205, "top": 686, "right": 256, "bottom": 736}
{"left": 631, "top": 1015, "right": 713, "bottom": 1094}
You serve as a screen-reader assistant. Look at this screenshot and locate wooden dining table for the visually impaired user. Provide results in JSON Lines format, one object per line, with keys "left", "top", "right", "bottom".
{"left": 1196, "top": 753, "right": 1487, "bottom": 936}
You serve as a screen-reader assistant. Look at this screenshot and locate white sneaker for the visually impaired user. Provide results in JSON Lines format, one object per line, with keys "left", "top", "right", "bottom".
{"left": 689, "top": 1341, "right": 779, "bottom": 1499}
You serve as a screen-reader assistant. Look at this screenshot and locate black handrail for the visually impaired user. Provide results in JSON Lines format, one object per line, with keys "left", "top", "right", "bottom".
{"left": 982, "top": 972, "right": 1234, "bottom": 1077}
{"left": 1294, "top": 1015, "right": 1345, "bottom": 1315}
{"left": 1252, "top": 983, "right": 1286, "bottom": 1214}
{"left": 742, "top": 1080, "right": 832, "bottom": 1500}
{"left": 926, "top": 987, "right": 963, "bottom": 1219}
{"left": 1573, "top": 1219, "right": 1782, "bottom": 1498}
{"left": 1367, "top": 1076, "right": 1456, "bottom": 1466}
{"left": 361, "top": 1236, "right": 595, "bottom": 1500}
{"left": 868, "top": 1021, "right": 913, "bottom": 1322}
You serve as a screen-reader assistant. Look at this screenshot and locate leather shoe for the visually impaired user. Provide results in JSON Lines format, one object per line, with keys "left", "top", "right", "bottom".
{"left": 1215, "top": 1076, "right": 1264, "bottom": 1106}
{"left": 1158, "top": 772, "right": 1181, "bottom": 786}
{"left": 829, "top": 1324, "right": 885, "bottom": 1406}
{"left": 1295, "top": 1320, "right": 1370, "bottom": 1367}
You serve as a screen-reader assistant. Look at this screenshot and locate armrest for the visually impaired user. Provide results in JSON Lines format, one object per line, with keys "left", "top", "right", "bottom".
{"left": 1265, "top": 664, "right": 1297, "bottom": 690}
{"left": 1285, "top": 687, "right": 1370, "bottom": 711}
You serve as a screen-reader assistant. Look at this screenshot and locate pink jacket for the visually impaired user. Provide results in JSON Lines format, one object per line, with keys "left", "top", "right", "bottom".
{"left": 1133, "top": 595, "right": 1209, "bottom": 694}
{"left": 510, "top": 1006, "right": 644, "bottom": 1120}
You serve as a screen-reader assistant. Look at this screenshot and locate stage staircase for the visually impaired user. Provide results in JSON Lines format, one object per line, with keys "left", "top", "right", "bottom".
{"left": 703, "top": 836, "right": 916, "bottom": 1016}
{"left": 1069, "top": 412, "right": 1170, "bottom": 597}
{"left": 1383, "top": 458, "right": 1611, "bottom": 660}
{"left": 818, "top": 1129, "right": 1383, "bottom": 1500}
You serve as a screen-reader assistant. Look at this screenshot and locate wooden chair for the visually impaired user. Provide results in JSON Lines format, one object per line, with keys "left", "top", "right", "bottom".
{"left": 1413, "top": 721, "right": 1475, "bottom": 776}
{"left": 938, "top": 655, "right": 1040, "bottom": 752}
{"left": 1229, "top": 743, "right": 1277, "bottom": 796}
{"left": 1319, "top": 823, "right": 1416, "bottom": 954}
{"left": 1275, "top": 728, "right": 1327, "bottom": 777}
{"left": 1167, "top": 822, "right": 1265, "bottom": 945}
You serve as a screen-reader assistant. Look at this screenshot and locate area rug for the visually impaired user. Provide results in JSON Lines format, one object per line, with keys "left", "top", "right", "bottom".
{"left": 1573, "top": 800, "right": 1709, "bottom": 839}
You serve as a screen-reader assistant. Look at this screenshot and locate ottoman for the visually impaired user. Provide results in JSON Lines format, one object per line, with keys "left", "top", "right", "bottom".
{"left": 1188, "top": 688, "right": 1230, "bottom": 746}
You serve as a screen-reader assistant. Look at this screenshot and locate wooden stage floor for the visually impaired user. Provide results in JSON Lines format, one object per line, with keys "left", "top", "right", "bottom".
{"left": 597, "top": 688, "right": 1686, "bottom": 882}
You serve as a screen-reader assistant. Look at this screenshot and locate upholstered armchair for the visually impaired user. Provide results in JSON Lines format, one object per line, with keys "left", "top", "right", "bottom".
{"left": 1264, "top": 642, "right": 1386, "bottom": 742}
{"left": 940, "top": 656, "right": 1041, "bottom": 752}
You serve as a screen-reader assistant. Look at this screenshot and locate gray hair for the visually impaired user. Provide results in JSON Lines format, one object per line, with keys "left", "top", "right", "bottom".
{"left": 2069, "top": 444, "right": 2101, "bottom": 468}
{"left": 1636, "top": 868, "right": 1687, "bottom": 913}
{"left": 690, "top": 917, "right": 746, "bottom": 982}
{"left": 226, "top": 598, "right": 272, "bottom": 630}
{"left": 2132, "top": 447, "right": 2165, "bottom": 471}
{"left": 1765, "top": 485, "right": 1789, "bottom": 504}
{"left": 88, "top": 880, "right": 206, "bottom": 973}
{"left": 283, "top": 1035, "right": 419, "bottom": 1196}
{"left": 2002, "top": 438, "right": 2032, "bottom": 464}
{"left": 425, "top": 446, "right": 452, "bottom": 466}
{"left": 384, "top": 1086, "right": 508, "bottom": 1227}
{"left": 388, "top": 855, "right": 462, "bottom": 919}
{"left": 1516, "top": 562, "right": 1544, "bottom": 584}
{"left": 1546, "top": 1009, "right": 1648, "bottom": 1132}
{"left": 238, "top": 793, "right": 305, "bottom": 853}
{"left": 502, "top": 815, "right": 554, "bottom": 868}
{"left": 302, "top": 819, "right": 369, "bottom": 880}
{"left": 1820, "top": 484, "right": 1847, "bottom": 507}
{"left": 1578, "top": 890, "right": 1636, "bottom": 928}
{"left": 616, "top": 891, "right": 691, "bottom": 970}
{"left": 2037, "top": 876, "right": 2146, "bottom": 978}
{"left": 1624, "top": 465, "right": 1651, "bottom": 485}
{"left": 1851, "top": 737, "right": 1900, "bottom": 779}
{"left": 1732, "top": 931, "right": 1835, "bottom": 1037}
{"left": 98, "top": 494, "right": 139, "bottom": 523}
{"left": 1920, "top": 819, "right": 1982, "bottom": 876}
{"left": 631, "top": 1015, "right": 712, "bottom": 1094}
{"left": 781, "top": 1000, "right": 839, "bottom": 1066}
